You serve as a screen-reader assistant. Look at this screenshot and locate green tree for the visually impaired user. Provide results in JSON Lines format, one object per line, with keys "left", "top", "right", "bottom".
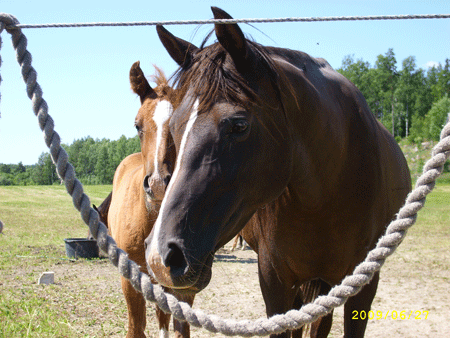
{"left": 127, "top": 135, "right": 141, "bottom": 155}
{"left": 423, "top": 95, "right": 450, "bottom": 141}
{"left": 15, "top": 162, "right": 26, "bottom": 174}
{"left": 32, "top": 153, "right": 57, "bottom": 185}
{"left": 95, "top": 144, "right": 112, "bottom": 184}
{"left": 395, "top": 56, "right": 423, "bottom": 137}
{"left": 114, "top": 135, "right": 129, "bottom": 168}
{"left": 0, "top": 174, "right": 13, "bottom": 185}
{"left": 337, "top": 56, "right": 383, "bottom": 119}
{"left": 337, "top": 50, "right": 450, "bottom": 143}
{"left": 339, "top": 55, "right": 371, "bottom": 89}
{"left": 0, "top": 164, "right": 11, "bottom": 174}
{"left": 375, "top": 48, "right": 398, "bottom": 135}
{"left": 427, "top": 65, "right": 442, "bottom": 103}
{"left": 414, "top": 69, "right": 434, "bottom": 120}
{"left": 436, "top": 59, "right": 450, "bottom": 99}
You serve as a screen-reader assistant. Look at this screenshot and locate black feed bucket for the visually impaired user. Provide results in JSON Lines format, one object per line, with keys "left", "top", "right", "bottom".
{"left": 64, "top": 238, "right": 99, "bottom": 259}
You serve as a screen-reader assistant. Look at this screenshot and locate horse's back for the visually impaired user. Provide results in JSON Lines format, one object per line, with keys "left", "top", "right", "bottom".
{"left": 112, "top": 153, "right": 143, "bottom": 190}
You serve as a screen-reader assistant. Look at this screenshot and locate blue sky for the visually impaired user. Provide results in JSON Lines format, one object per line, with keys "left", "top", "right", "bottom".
{"left": 1, "top": 0, "right": 449, "bottom": 164}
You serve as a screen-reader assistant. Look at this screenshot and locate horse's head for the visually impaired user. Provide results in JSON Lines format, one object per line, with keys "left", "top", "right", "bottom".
{"left": 130, "top": 62, "right": 176, "bottom": 212}
{"left": 145, "top": 7, "right": 294, "bottom": 293}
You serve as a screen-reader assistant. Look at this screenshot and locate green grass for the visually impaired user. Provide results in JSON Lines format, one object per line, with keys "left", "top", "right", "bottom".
{"left": 0, "top": 185, "right": 111, "bottom": 258}
{"left": 399, "top": 140, "right": 450, "bottom": 184}
{"left": 0, "top": 185, "right": 114, "bottom": 338}
{"left": 0, "top": 288, "right": 72, "bottom": 338}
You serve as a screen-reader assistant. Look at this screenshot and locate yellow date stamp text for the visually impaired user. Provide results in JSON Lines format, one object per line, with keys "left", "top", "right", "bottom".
{"left": 352, "top": 310, "right": 429, "bottom": 320}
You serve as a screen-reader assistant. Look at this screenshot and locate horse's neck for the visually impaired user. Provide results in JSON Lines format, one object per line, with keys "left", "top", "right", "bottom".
{"left": 111, "top": 156, "right": 155, "bottom": 236}
{"left": 274, "top": 56, "right": 351, "bottom": 211}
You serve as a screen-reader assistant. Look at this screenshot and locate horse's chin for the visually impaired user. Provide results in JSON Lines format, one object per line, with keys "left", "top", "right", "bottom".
{"left": 187, "top": 255, "right": 214, "bottom": 293}
{"left": 146, "top": 252, "right": 213, "bottom": 295}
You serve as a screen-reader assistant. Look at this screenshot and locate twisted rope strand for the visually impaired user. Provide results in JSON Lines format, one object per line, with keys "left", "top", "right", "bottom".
{"left": 3, "top": 13, "right": 450, "bottom": 30}
{"left": 2, "top": 12, "right": 450, "bottom": 336}
{"left": 0, "top": 11, "right": 155, "bottom": 304}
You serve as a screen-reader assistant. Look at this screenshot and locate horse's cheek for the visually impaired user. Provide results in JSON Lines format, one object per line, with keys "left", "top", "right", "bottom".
{"left": 250, "top": 140, "right": 292, "bottom": 204}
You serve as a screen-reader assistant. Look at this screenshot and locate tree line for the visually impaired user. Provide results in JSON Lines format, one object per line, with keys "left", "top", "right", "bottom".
{"left": 337, "top": 48, "right": 450, "bottom": 142}
{"left": 1, "top": 48, "right": 449, "bottom": 186}
{"left": 0, "top": 135, "right": 140, "bottom": 186}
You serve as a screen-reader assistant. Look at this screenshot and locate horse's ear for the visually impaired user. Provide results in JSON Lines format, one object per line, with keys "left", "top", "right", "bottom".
{"left": 130, "top": 61, "right": 154, "bottom": 103}
{"left": 157, "top": 25, "right": 198, "bottom": 67}
{"left": 212, "top": 7, "right": 252, "bottom": 72}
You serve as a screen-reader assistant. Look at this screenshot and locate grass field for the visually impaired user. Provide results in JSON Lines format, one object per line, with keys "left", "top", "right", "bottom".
{"left": 0, "top": 185, "right": 119, "bottom": 338}
{"left": 0, "top": 169, "right": 449, "bottom": 337}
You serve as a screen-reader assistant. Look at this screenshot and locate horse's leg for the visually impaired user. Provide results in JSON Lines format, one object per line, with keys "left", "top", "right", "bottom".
{"left": 343, "top": 271, "right": 380, "bottom": 338}
{"left": 241, "top": 237, "right": 248, "bottom": 250}
{"left": 290, "top": 280, "right": 333, "bottom": 338}
{"left": 310, "top": 310, "right": 333, "bottom": 338}
{"left": 155, "top": 305, "right": 171, "bottom": 338}
{"left": 309, "top": 280, "right": 333, "bottom": 338}
{"left": 172, "top": 294, "right": 195, "bottom": 338}
{"left": 231, "top": 234, "right": 241, "bottom": 251}
{"left": 121, "top": 276, "right": 147, "bottom": 338}
{"left": 290, "top": 291, "right": 305, "bottom": 338}
{"left": 257, "top": 257, "right": 298, "bottom": 338}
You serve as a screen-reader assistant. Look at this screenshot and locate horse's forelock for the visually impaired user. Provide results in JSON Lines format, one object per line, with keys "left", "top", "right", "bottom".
{"left": 148, "top": 66, "right": 178, "bottom": 107}
{"left": 172, "top": 40, "right": 280, "bottom": 115}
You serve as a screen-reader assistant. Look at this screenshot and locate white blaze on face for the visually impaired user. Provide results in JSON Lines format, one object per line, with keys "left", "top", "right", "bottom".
{"left": 152, "top": 100, "right": 173, "bottom": 174}
{"left": 150, "top": 99, "right": 199, "bottom": 262}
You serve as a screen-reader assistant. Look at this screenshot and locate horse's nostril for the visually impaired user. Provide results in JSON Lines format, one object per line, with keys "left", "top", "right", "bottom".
{"left": 143, "top": 174, "right": 151, "bottom": 190}
{"left": 163, "top": 242, "right": 188, "bottom": 277}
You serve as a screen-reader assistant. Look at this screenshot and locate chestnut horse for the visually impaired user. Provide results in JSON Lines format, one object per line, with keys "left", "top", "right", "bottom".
{"left": 145, "top": 7, "right": 411, "bottom": 338}
{"left": 107, "top": 63, "right": 194, "bottom": 338}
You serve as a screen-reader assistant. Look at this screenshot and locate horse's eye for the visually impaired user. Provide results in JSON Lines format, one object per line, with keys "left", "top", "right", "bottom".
{"left": 135, "top": 124, "right": 144, "bottom": 137}
{"left": 231, "top": 120, "right": 249, "bottom": 134}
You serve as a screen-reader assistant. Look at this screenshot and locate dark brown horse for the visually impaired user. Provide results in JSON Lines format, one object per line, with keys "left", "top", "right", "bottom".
{"left": 88, "top": 192, "right": 112, "bottom": 239}
{"left": 93, "top": 192, "right": 112, "bottom": 228}
{"left": 145, "top": 7, "right": 411, "bottom": 338}
{"left": 108, "top": 63, "right": 194, "bottom": 338}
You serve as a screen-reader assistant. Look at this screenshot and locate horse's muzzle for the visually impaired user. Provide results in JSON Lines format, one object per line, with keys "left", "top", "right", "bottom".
{"left": 145, "top": 235, "right": 213, "bottom": 293}
{"left": 143, "top": 174, "right": 170, "bottom": 211}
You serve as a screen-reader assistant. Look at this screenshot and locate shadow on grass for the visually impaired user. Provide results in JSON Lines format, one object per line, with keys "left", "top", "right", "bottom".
{"left": 214, "top": 254, "right": 257, "bottom": 264}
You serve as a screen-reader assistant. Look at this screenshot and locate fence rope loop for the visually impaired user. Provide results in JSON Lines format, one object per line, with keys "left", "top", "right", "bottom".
{"left": 2, "top": 11, "right": 450, "bottom": 336}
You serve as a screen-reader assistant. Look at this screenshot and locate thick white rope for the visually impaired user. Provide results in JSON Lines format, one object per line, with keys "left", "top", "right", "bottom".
{"left": 4, "top": 14, "right": 450, "bottom": 30}
{"left": 1, "top": 12, "right": 450, "bottom": 336}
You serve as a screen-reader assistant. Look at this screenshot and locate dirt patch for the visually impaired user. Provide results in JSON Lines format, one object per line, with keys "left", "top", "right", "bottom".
{"left": 4, "top": 236, "right": 448, "bottom": 338}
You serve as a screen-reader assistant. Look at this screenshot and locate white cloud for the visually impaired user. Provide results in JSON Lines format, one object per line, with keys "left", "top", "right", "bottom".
{"left": 425, "top": 61, "right": 440, "bottom": 69}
